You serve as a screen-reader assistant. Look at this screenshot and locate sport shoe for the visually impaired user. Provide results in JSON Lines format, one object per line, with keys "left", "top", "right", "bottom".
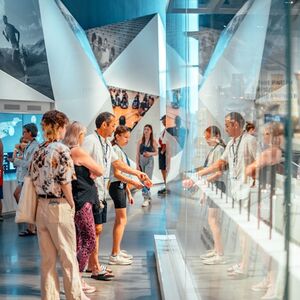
{"left": 252, "top": 277, "right": 271, "bottom": 292}
{"left": 202, "top": 255, "right": 227, "bottom": 265}
{"left": 228, "top": 266, "right": 247, "bottom": 279}
{"left": 120, "top": 250, "right": 133, "bottom": 260}
{"left": 157, "top": 188, "right": 168, "bottom": 195}
{"left": 81, "top": 280, "right": 96, "bottom": 294}
{"left": 109, "top": 254, "right": 132, "bottom": 265}
{"left": 200, "top": 250, "right": 216, "bottom": 260}
{"left": 142, "top": 199, "right": 150, "bottom": 207}
{"left": 261, "top": 285, "right": 277, "bottom": 300}
{"left": 227, "top": 263, "right": 240, "bottom": 273}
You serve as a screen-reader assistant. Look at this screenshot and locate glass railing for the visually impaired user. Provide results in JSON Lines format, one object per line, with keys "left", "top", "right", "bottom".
{"left": 165, "top": 0, "right": 299, "bottom": 299}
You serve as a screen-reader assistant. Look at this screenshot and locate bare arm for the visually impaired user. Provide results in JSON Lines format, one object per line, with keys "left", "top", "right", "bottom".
{"left": 2, "top": 30, "right": 8, "bottom": 41}
{"left": 71, "top": 147, "right": 103, "bottom": 176}
{"left": 207, "top": 171, "right": 222, "bottom": 182}
{"left": 113, "top": 167, "right": 143, "bottom": 189}
{"left": 198, "top": 159, "right": 227, "bottom": 177}
{"left": 61, "top": 183, "right": 75, "bottom": 209}
{"left": 136, "top": 140, "right": 141, "bottom": 169}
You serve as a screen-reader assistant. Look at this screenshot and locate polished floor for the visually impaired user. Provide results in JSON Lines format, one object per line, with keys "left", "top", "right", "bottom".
{"left": 0, "top": 186, "right": 167, "bottom": 300}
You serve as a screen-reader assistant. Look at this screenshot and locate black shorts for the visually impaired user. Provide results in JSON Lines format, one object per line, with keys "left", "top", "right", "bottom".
{"left": 92, "top": 199, "right": 107, "bottom": 225}
{"left": 109, "top": 181, "right": 127, "bottom": 209}
{"left": 159, "top": 149, "right": 166, "bottom": 170}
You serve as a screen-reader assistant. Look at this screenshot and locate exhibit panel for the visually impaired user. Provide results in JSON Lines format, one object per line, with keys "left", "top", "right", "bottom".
{"left": 164, "top": 0, "right": 299, "bottom": 299}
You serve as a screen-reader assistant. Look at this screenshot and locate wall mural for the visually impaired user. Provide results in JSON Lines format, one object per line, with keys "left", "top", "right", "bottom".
{"left": 0, "top": 0, "right": 54, "bottom": 99}
{"left": 109, "top": 86, "right": 158, "bottom": 129}
{"left": 86, "top": 14, "right": 154, "bottom": 72}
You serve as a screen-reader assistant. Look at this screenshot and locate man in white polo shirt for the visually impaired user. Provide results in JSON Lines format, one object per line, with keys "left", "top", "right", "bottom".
{"left": 197, "top": 112, "right": 259, "bottom": 277}
{"left": 83, "top": 112, "right": 151, "bottom": 280}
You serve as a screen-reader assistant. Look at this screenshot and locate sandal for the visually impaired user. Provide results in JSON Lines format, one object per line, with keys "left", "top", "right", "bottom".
{"left": 19, "top": 229, "right": 36, "bottom": 237}
{"left": 91, "top": 272, "right": 114, "bottom": 281}
{"left": 86, "top": 265, "right": 113, "bottom": 274}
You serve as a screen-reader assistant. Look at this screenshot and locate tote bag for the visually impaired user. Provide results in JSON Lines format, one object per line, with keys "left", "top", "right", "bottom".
{"left": 15, "top": 174, "right": 38, "bottom": 224}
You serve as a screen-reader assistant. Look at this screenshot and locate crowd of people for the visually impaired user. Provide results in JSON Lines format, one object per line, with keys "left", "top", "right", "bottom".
{"left": 109, "top": 88, "right": 155, "bottom": 116}
{"left": 1, "top": 110, "right": 156, "bottom": 299}
{"left": 0, "top": 108, "right": 284, "bottom": 299}
{"left": 183, "top": 112, "right": 285, "bottom": 300}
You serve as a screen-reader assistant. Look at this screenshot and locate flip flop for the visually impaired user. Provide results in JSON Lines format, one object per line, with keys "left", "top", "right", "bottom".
{"left": 91, "top": 272, "right": 114, "bottom": 281}
{"left": 86, "top": 265, "right": 113, "bottom": 274}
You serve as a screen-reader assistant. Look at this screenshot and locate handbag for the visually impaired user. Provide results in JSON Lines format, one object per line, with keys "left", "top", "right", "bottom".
{"left": 15, "top": 167, "right": 38, "bottom": 224}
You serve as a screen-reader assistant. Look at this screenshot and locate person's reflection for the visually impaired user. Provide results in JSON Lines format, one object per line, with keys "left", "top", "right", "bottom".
{"left": 246, "top": 122, "right": 284, "bottom": 300}
{"left": 167, "top": 116, "right": 187, "bottom": 149}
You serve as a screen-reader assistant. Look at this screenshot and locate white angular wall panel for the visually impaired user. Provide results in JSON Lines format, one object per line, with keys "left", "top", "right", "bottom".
{"left": 104, "top": 15, "right": 160, "bottom": 96}
{"left": 39, "top": 0, "right": 110, "bottom": 126}
{"left": 199, "top": 0, "right": 271, "bottom": 123}
{"left": 0, "top": 70, "right": 53, "bottom": 102}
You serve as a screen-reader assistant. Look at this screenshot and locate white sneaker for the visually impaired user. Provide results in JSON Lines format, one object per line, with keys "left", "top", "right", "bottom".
{"left": 109, "top": 254, "right": 133, "bottom": 265}
{"left": 142, "top": 199, "right": 150, "bottom": 207}
{"left": 252, "top": 277, "right": 271, "bottom": 292}
{"left": 227, "top": 263, "right": 240, "bottom": 273}
{"left": 81, "top": 280, "right": 96, "bottom": 294}
{"left": 200, "top": 250, "right": 216, "bottom": 260}
{"left": 261, "top": 287, "right": 277, "bottom": 300}
{"left": 202, "top": 255, "right": 227, "bottom": 265}
{"left": 120, "top": 250, "right": 133, "bottom": 260}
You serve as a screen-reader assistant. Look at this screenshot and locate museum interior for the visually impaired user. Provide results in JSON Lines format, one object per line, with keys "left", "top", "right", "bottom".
{"left": 0, "top": 0, "right": 300, "bottom": 299}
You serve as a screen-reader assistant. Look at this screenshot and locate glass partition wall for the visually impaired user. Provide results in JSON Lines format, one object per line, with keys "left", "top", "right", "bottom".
{"left": 165, "top": 0, "right": 299, "bottom": 299}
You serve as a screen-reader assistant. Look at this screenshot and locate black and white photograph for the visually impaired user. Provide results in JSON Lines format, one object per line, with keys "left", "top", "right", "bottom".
{"left": 86, "top": 14, "right": 154, "bottom": 72}
{"left": 0, "top": 0, "right": 53, "bottom": 99}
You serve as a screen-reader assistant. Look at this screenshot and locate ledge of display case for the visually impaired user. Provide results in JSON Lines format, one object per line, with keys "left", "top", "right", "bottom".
{"left": 154, "top": 235, "right": 198, "bottom": 300}
{"left": 199, "top": 183, "right": 300, "bottom": 281}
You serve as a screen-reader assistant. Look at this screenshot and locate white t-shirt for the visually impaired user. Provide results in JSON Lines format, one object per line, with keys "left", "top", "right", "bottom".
{"left": 82, "top": 131, "right": 118, "bottom": 199}
{"left": 221, "top": 132, "right": 259, "bottom": 200}
{"left": 110, "top": 144, "right": 130, "bottom": 183}
{"left": 205, "top": 143, "right": 226, "bottom": 183}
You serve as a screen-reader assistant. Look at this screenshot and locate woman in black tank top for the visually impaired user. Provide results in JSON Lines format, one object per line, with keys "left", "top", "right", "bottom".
{"left": 64, "top": 121, "right": 104, "bottom": 293}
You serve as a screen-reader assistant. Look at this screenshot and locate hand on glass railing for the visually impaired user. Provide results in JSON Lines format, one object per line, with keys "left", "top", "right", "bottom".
{"left": 182, "top": 178, "right": 194, "bottom": 189}
{"left": 182, "top": 178, "right": 199, "bottom": 194}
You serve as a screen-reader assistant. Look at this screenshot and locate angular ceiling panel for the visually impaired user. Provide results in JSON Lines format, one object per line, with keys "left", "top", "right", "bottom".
{"left": 86, "top": 14, "right": 154, "bottom": 72}
{"left": 39, "top": 0, "right": 111, "bottom": 126}
{"left": 104, "top": 15, "right": 161, "bottom": 95}
{"left": 198, "top": 0, "right": 271, "bottom": 123}
{"left": 54, "top": 0, "right": 103, "bottom": 78}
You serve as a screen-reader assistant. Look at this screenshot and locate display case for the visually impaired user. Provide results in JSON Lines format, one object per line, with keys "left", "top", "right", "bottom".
{"left": 162, "top": 0, "right": 300, "bottom": 299}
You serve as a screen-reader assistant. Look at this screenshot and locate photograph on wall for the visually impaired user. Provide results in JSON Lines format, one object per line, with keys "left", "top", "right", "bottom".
{"left": 86, "top": 14, "right": 154, "bottom": 72}
{"left": 0, "top": 0, "right": 54, "bottom": 99}
{"left": 109, "top": 86, "right": 158, "bottom": 129}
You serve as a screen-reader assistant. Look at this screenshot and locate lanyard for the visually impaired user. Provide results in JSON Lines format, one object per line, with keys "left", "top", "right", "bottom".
{"left": 116, "top": 144, "right": 130, "bottom": 166}
{"left": 231, "top": 132, "right": 244, "bottom": 168}
{"left": 203, "top": 144, "right": 219, "bottom": 168}
{"left": 96, "top": 132, "right": 110, "bottom": 200}
{"left": 96, "top": 132, "right": 109, "bottom": 171}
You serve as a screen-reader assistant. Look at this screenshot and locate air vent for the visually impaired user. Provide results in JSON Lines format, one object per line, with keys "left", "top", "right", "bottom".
{"left": 4, "top": 104, "right": 21, "bottom": 110}
{"left": 27, "top": 105, "right": 42, "bottom": 111}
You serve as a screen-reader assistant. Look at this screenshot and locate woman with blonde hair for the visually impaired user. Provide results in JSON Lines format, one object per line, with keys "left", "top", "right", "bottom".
{"left": 64, "top": 121, "right": 103, "bottom": 293}
{"left": 31, "top": 110, "right": 89, "bottom": 300}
